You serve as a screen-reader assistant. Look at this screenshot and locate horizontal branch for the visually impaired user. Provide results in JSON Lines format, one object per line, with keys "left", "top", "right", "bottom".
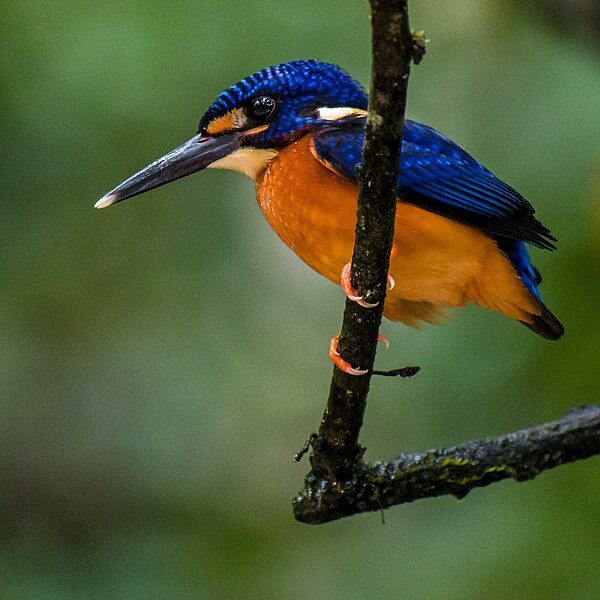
{"left": 294, "top": 404, "right": 600, "bottom": 524}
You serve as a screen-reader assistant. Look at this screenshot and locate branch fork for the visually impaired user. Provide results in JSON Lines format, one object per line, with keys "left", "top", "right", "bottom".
{"left": 293, "top": 0, "right": 600, "bottom": 524}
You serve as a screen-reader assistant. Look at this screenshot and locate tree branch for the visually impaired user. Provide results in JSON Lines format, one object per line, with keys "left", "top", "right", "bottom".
{"left": 306, "top": 0, "right": 415, "bottom": 481}
{"left": 293, "top": 1, "right": 600, "bottom": 524}
{"left": 293, "top": 0, "right": 418, "bottom": 518}
{"left": 294, "top": 405, "right": 600, "bottom": 524}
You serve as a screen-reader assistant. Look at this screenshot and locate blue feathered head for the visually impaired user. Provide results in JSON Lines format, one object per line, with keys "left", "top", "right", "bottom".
{"left": 198, "top": 60, "right": 368, "bottom": 147}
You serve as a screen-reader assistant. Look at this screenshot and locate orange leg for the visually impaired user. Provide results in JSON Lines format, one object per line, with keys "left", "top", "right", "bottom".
{"left": 328, "top": 333, "right": 389, "bottom": 376}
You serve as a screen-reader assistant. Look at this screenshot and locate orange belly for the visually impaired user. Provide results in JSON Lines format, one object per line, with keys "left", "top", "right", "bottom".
{"left": 255, "top": 135, "right": 540, "bottom": 327}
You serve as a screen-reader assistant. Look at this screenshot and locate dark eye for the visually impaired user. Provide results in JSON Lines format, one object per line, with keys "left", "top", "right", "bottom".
{"left": 247, "top": 96, "right": 277, "bottom": 123}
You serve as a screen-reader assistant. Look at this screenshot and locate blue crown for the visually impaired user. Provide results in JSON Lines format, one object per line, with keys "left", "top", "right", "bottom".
{"left": 199, "top": 60, "right": 368, "bottom": 146}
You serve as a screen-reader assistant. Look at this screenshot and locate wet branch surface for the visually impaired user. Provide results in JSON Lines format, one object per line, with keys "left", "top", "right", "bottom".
{"left": 293, "top": 0, "right": 600, "bottom": 524}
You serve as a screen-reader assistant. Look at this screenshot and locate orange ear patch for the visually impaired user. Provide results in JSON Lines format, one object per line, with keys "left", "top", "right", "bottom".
{"left": 206, "top": 108, "right": 247, "bottom": 136}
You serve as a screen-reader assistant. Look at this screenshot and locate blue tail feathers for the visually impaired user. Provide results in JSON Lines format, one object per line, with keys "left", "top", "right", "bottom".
{"left": 497, "top": 239, "right": 564, "bottom": 340}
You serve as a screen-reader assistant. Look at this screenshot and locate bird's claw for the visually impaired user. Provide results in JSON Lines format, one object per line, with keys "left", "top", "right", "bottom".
{"left": 340, "top": 262, "right": 378, "bottom": 308}
{"left": 378, "top": 332, "right": 390, "bottom": 349}
{"left": 328, "top": 333, "right": 390, "bottom": 376}
{"left": 341, "top": 262, "right": 395, "bottom": 307}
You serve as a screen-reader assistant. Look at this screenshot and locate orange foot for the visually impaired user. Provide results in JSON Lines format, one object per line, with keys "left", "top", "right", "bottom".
{"left": 340, "top": 261, "right": 395, "bottom": 308}
{"left": 328, "top": 333, "right": 390, "bottom": 376}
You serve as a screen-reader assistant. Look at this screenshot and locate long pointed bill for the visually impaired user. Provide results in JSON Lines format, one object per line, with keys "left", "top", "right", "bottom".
{"left": 94, "top": 132, "right": 243, "bottom": 209}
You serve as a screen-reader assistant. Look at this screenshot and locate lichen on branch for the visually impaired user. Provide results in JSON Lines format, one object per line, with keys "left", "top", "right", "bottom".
{"left": 294, "top": 405, "right": 600, "bottom": 524}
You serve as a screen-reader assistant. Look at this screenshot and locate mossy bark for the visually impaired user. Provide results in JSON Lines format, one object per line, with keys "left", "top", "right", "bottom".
{"left": 295, "top": 406, "right": 600, "bottom": 524}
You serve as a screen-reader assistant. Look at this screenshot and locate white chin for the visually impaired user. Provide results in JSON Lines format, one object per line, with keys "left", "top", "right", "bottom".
{"left": 208, "top": 147, "right": 279, "bottom": 180}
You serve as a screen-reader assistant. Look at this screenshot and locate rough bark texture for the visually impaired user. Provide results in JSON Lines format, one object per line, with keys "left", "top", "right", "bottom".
{"left": 293, "top": 1, "right": 600, "bottom": 525}
{"left": 307, "top": 0, "right": 414, "bottom": 483}
{"left": 295, "top": 405, "right": 600, "bottom": 524}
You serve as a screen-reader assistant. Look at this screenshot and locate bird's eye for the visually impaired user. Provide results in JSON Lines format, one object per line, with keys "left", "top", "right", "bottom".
{"left": 247, "top": 96, "right": 277, "bottom": 123}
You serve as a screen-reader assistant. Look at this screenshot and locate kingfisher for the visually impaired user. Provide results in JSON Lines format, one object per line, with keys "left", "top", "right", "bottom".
{"left": 95, "top": 60, "right": 563, "bottom": 375}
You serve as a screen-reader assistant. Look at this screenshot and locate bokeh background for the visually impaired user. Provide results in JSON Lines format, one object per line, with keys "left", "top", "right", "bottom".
{"left": 1, "top": 1, "right": 599, "bottom": 598}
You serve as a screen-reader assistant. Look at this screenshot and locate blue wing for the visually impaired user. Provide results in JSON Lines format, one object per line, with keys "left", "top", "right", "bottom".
{"left": 312, "top": 118, "right": 556, "bottom": 250}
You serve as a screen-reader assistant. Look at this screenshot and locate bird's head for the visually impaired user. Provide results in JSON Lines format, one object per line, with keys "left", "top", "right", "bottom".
{"left": 95, "top": 60, "right": 367, "bottom": 208}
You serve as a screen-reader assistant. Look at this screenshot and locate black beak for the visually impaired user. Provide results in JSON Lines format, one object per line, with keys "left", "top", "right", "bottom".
{"left": 94, "top": 132, "right": 243, "bottom": 208}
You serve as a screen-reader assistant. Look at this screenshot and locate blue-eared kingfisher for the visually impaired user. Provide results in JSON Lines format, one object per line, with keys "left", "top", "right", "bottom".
{"left": 95, "top": 60, "right": 563, "bottom": 375}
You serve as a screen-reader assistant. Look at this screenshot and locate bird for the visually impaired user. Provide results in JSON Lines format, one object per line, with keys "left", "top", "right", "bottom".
{"left": 95, "top": 60, "right": 564, "bottom": 375}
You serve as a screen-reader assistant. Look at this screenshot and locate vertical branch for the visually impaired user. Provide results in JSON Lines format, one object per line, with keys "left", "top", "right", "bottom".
{"left": 308, "top": 1, "right": 417, "bottom": 480}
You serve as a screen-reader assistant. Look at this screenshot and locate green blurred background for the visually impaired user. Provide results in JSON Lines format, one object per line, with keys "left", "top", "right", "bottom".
{"left": 1, "top": 1, "right": 599, "bottom": 598}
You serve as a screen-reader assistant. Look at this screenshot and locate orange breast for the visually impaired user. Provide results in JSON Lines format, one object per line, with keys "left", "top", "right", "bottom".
{"left": 255, "top": 134, "right": 540, "bottom": 327}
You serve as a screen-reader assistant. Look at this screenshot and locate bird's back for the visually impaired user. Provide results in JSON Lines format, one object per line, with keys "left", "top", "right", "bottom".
{"left": 256, "top": 133, "right": 562, "bottom": 336}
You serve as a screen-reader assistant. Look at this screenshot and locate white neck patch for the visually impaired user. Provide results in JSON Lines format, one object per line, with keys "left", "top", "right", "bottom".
{"left": 208, "top": 146, "right": 279, "bottom": 180}
{"left": 317, "top": 107, "right": 368, "bottom": 121}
